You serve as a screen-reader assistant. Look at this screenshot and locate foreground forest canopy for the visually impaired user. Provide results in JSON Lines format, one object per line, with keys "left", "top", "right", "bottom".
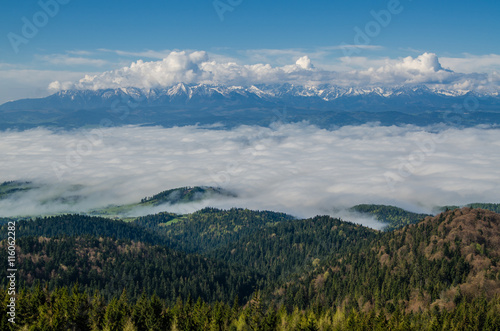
{"left": 1, "top": 206, "right": 500, "bottom": 330}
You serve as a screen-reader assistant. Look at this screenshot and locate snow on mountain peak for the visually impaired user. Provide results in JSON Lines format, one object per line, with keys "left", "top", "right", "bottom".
{"left": 50, "top": 83, "right": 482, "bottom": 104}
{"left": 47, "top": 51, "right": 499, "bottom": 95}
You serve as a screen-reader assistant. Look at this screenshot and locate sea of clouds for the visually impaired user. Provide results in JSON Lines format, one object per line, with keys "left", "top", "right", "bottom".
{"left": 1, "top": 123, "right": 499, "bottom": 229}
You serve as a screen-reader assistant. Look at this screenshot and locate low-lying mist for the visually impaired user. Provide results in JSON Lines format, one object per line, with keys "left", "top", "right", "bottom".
{"left": 1, "top": 123, "right": 499, "bottom": 228}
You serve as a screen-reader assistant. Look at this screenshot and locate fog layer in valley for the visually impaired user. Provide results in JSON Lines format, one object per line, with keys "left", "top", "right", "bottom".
{"left": 1, "top": 123, "right": 499, "bottom": 228}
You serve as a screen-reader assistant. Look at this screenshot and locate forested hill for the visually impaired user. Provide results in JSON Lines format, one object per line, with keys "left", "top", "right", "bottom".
{"left": 0, "top": 210, "right": 376, "bottom": 303}
{"left": 267, "top": 207, "right": 500, "bottom": 312}
{"left": 88, "top": 186, "right": 237, "bottom": 217}
{"left": 350, "top": 204, "right": 432, "bottom": 230}
{"left": 1, "top": 214, "right": 170, "bottom": 247}
{"left": 0, "top": 236, "right": 259, "bottom": 304}
{"left": 465, "top": 203, "right": 500, "bottom": 213}
{"left": 0, "top": 180, "right": 34, "bottom": 200}
{"left": 1, "top": 207, "right": 500, "bottom": 329}
{"left": 439, "top": 203, "right": 500, "bottom": 214}
{"left": 207, "top": 215, "right": 378, "bottom": 283}
{"left": 140, "top": 186, "right": 236, "bottom": 205}
{"left": 133, "top": 208, "right": 295, "bottom": 253}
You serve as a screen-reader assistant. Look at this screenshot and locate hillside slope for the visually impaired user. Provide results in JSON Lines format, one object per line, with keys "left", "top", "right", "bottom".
{"left": 1, "top": 208, "right": 500, "bottom": 330}
{"left": 350, "top": 204, "right": 431, "bottom": 230}
{"left": 133, "top": 208, "right": 295, "bottom": 253}
{"left": 266, "top": 208, "right": 500, "bottom": 312}
{"left": 0, "top": 235, "right": 260, "bottom": 304}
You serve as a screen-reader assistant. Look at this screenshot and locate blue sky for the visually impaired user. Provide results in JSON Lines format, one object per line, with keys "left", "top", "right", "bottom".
{"left": 1, "top": 0, "right": 499, "bottom": 103}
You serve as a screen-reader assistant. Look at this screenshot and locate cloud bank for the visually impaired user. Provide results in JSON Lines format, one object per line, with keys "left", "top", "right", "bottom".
{"left": 1, "top": 124, "right": 499, "bottom": 227}
{"left": 49, "top": 51, "right": 500, "bottom": 94}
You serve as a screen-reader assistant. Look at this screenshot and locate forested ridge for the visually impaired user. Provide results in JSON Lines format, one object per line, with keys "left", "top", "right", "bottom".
{"left": 1, "top": 214, "right": 170, "bottom": 247}
{"left": 133, "top": 208, "right": 295, "bottom": 254}
{"left": 350, "top": 204, "right": 432, "bottom": 230}
{"left": 265, "top": 208, "right": 500, "bottom": 313}
{"left": 206, "top": 216, "right": 378, "bottom": 284}
{"left": 140, "top": 186, "right": 236, "bottom": 205}
{"left": 441, "top": 203, "right": 500, "bottom": 214}
{"left": 0, "top": 181, "right": 34, "bottom": 200}
{"left": 0, "top": 236, "right": 259, "bottom": 304}
{"left": 0, "top": 207, "right": 499, "bottom": 330}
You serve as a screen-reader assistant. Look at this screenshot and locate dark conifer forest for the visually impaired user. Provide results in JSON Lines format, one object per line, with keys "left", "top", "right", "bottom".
{"left": 1, "top": 207, "right": 500, "bottom": 330}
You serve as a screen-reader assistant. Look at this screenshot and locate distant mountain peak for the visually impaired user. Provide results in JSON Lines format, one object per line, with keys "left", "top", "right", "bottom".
{"left": 1, "top": 82, "right": 499, "bottom": 130}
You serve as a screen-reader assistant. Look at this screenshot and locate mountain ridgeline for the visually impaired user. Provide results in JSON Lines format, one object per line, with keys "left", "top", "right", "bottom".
{"left": 439, "top": 203, "right": 500, "bottom": 214}
{"left": 266, "top": 208, "right": 500, "bottom": 312}
{"left": 350, "top": 204, "right": 432, "bottom": 231}
{"left": 139, "top": 186, "right": 237, "bottom": 205}
{"left": 133, "top": 208, "right": 295, "bottom": 254}
{"left": 0, "top": 181, "right": 36, "bottom": 200}
{"left": 1, "top": 84, "right": 499, "bottom": 129}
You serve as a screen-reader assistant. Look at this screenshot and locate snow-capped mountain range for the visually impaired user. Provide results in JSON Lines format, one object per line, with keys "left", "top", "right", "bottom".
{"left": 42, "top": 83, "right": 489, "bottom": 104}
{"left": 2, "top": 83, "right": 493, "bottom": 109}
{"left": 0, "top": 83, "right": 499, "bottom": 129}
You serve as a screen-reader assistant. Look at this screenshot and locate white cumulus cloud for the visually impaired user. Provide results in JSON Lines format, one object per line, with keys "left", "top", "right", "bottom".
{"left": 358, "top": 53, "right": 453, "bottom": 84}
{"left": 48, "top": 51, "right": 499, "bottom": 93}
